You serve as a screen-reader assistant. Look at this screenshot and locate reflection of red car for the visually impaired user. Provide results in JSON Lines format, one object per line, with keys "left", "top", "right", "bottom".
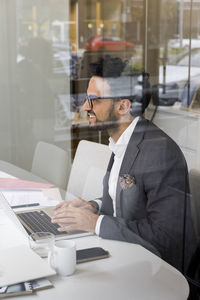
{"left": 85, "top": 35, "right": 135, "bottom": 51}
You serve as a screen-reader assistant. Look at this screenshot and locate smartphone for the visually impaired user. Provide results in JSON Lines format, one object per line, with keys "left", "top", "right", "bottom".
{"left": 76, "top": 247, "right": 109, "bottom": 263}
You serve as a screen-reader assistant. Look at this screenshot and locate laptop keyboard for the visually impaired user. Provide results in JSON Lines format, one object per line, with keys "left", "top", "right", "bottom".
{"left": 17, "top": 210, "right": 66, "bottom": 235}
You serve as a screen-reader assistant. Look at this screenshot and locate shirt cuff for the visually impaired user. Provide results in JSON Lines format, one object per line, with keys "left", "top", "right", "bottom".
{"left": 93, "top": 199, "right": 102, "bottom": 213}
{"left": 95, "top": 215, "right": 104, "bottom": 235}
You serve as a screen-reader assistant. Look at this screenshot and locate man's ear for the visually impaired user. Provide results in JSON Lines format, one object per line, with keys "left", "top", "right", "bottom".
{"left": 118, "top": 99, "right": 131, "bottom": 115}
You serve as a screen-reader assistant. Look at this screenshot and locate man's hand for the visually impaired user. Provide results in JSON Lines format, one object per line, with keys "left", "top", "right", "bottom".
{"left": 51, "top": 198, "right": 99, "bottom": 233}
{"left": 53, "top": 197, "right": 98, "bottom": 213}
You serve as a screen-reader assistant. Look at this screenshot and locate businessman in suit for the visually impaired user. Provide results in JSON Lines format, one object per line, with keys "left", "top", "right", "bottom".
{"left": 52, "top": 56, "right": 196, "bottom": 271}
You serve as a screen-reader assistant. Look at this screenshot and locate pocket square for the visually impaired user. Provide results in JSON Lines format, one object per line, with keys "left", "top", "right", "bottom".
{"left": 119, "top": 174, "right": 136, "bottom": 190}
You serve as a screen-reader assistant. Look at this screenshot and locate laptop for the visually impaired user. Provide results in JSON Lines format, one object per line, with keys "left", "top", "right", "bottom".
{"left": 0, "top": 191, "right": 92, "bottom": 240}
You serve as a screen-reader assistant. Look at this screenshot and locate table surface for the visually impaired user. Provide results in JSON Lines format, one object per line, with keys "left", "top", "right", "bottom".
{"left": 0, "top": 227, "right": 189, "bottom": 300}
{"left": 0, "top": 170, "right": 189, "bottom": 300}
{"left": 42, "top": 236, "right": 189, "bottom": 300}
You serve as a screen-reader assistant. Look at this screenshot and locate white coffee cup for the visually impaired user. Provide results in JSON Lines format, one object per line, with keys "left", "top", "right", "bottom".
{"left": 48, "top": 240, "right": 76, "bottom": 276}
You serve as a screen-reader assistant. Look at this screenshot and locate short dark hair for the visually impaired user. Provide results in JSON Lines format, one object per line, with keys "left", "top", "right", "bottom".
{"left": 90, "top": 55, "right": 151, "bottom": 115}
{"left": 90, "top": 55, "right": 127, "bottom": 78}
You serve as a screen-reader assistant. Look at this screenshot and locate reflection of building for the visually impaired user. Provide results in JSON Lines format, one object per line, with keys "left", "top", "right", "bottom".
{"left": 179, "top": 0, "right": 200, "bottom": 39}
{"left": 183, "top": 0, "right": 200, "bottom": 38}
{"left": 3, "top": 0, "right": 200, "bottom": 179}
{"left": 71, "top": 0, "right": 144, "bottom": 50}
{"left": 17, "top": 0, "right": 200, "bottom": 51}
{"left": 17, "top": 0, "right": 145, "bottom": 52}
{"left": 17, "top": 0, "right": 70, "bottom": 42}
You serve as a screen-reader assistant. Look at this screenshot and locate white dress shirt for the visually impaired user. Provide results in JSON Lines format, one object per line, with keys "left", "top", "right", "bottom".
{"left": 95, "top": 116, "right": 140, "bottom": 235}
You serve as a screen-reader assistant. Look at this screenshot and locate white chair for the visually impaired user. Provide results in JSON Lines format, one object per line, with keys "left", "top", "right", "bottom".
{"left": 66, "top": 140, "right": 112, "bottom": 201}
{"left": 0, "top": 142, "right": 68, "bottom": 198}
{"left": 189, "top": 168, "right": 200, "bottom": 240}
{"left": 31, "top": 141, "right": 69, "bottom": 191}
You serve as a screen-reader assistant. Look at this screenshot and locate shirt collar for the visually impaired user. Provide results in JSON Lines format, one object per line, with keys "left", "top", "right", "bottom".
{"left": 109, "top": 116, "right": 140, "bottom": 158}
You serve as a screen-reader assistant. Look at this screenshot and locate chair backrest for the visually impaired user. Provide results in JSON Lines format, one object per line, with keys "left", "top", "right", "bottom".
{"left": 189, "top": 168, "right": 200, "bottom": 240}
{"left": 31, "top": 141, "right": 69, "bottom": 190}
{"left": 66, "top": 140, "right": 111, "bottom": 201}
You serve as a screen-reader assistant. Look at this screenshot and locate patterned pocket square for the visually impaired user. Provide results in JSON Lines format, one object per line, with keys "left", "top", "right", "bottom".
{"left": 119, "top": 174, "right": 136, "bottom": 190}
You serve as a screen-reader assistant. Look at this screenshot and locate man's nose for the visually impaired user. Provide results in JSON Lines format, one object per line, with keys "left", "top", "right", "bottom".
{"left": 83, "top": 99, "right": 90, "bottom": 111}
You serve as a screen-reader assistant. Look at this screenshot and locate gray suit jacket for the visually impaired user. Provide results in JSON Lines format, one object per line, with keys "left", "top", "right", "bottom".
{"left": 99, "top": 117, "right": 196, "bottom": 271}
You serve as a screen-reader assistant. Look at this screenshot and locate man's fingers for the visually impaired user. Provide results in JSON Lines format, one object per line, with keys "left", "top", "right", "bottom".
{"left": 51, "top": 204, "right": 97, "bottom": 233}
{"left": 53, "top": 207, "right": 76, "bottom": 218}
{"left": 52, "top": 216, "right": 75, "bottom": 224}
{"left": 52, "top": 210, "right": 75, "bottom": 221}
{"left": 57, "top": 224, "right": 78, "bottom": 232}
{"left": 54, "top": 198, "right": 85, "bottom": 211}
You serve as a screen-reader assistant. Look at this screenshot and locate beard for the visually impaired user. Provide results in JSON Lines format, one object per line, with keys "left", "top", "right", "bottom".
{"left": 88, "top": 104, "right": 120, "bottom": 134}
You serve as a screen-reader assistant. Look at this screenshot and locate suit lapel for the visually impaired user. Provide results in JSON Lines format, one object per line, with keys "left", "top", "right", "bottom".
{"left": 115, "top": 117, "right": 148, "bottom": 216}
{"left": 119, "top": 117, "right": 147, "bottom": 176}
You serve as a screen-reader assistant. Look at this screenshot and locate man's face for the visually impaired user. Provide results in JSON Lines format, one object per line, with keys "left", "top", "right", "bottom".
{"left": 83, "top": 76, "right": 119, "bottom": 131}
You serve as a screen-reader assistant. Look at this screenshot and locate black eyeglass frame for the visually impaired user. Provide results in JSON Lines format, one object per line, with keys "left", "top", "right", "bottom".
{"left": 84, "top": 94, "right": 136, "bottom": 109}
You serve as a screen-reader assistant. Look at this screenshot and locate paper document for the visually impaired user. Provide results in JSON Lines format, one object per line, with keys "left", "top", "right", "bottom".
{"left": 65, "top": 191, "right": 76, "bottom": 201}
{"left": 0, "top": 178, "right": 54, "bottom": 190}
{"left": 0, "top": 281, "right": 33, "bottom": 298}
{"left": 30, "top": 278, "right": 53, "bottom": 291}
{"left": 0, "top": 278, "right": 53, "bottom": 298}
{"left": 2, "top": 190, "right": 60, "bottom": 211}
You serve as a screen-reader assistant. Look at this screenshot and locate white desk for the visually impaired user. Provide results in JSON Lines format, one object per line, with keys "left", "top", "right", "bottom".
{"left": 37, "top": 236, "right": 189, "bottom": 300}
{"left": 0, "top": 171, "right": 189, "bottom": 300}
{"left": 0, "top": 221, "right": 189, "bottom": 300}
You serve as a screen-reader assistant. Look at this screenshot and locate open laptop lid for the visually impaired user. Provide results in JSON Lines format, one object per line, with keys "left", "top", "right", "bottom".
{"left": 0, "top": 191, "right": 28, "bottom": 237}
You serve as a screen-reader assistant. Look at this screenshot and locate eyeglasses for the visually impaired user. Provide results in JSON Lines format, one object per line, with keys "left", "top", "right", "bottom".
{"left": 84, "top": 94, "right": 119, "bottom": 109}
{"left": 84, "top": 94, "right": 136, "bottom": 109}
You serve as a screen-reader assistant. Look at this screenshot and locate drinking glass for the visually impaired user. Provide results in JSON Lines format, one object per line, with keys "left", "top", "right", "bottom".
{"left": 28, "top": 232, "right": 55, "bottom": 258}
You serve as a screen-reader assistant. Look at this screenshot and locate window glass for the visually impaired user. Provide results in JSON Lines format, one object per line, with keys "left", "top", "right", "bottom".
{"left": 147, "top": 0, "right": 200, "bottom": 168}
{"left": 0, "top": 0, "right": 144, "bottom": 170}
{"left": 0, "top": 0, "right": 198, "bottom": 277}
{"left": 1, "top": 2, "right": 198, "bottom": 180}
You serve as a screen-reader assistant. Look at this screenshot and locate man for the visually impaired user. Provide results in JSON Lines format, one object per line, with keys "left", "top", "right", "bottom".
{"left": 52, "top": 56, "right": 196, "bottom": 271}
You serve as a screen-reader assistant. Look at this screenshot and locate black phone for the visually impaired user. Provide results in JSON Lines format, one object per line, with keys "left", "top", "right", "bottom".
{"left": 76, "top": 247, "right": 110, "bottom": 263}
